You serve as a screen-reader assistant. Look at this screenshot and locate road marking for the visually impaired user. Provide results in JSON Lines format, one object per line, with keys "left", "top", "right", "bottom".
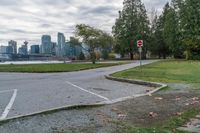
{"left": 0, "top": 89, "right": 17, "bottom": 120}
{"left": 65, "top": 81, "right": 110, "bottom": 101}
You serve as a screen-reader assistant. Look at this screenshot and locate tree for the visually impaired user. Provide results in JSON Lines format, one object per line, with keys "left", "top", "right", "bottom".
{"left": 178, "top": 0, "right": 200, "bottom": 59}
{"left": 153, "top": 3, "right": 171, "bottom": 59}
{"left": 75, "top": 24, "right": 113, "bottom": 64}
{"left": 79, "top": 52, "right": 85, "bottom": 60}
{"left": 69, "top": 37, "right": 81, "bottom": 46}
{"left": 112, "top": 0, "right": 150, "bottom": 60}
{"left": 148, "top": 8, "right": 159, "bottom": 57}
{"left": 163, "top": 3, "right": 182, "bottom": 58}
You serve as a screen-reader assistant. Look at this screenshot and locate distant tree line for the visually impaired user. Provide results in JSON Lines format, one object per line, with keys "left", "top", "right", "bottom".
{"left": 112, "top": 0, "right": 200, "bottom": 60}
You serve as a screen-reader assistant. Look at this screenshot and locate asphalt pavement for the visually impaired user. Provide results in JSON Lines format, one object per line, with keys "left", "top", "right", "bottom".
{"left": 0, "top": 60, "right": 156, "bottom": 120}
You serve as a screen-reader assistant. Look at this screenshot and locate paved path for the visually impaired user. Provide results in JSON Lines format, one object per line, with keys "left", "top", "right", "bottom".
{"left": 0, "top": 60, "right": 156, "bottom": 119}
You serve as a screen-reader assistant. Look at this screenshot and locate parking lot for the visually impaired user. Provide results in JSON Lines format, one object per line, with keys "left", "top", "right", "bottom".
{"left": 0, "top": 60, "right": 155, "bottom": 120}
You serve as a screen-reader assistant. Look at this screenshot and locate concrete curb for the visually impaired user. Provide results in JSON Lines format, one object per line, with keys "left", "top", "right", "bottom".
{"left": 104, "top": 75, "right": 168, "bottom": 103}
{"left": 0, "top": 103, "right": 105, "bottom": 124}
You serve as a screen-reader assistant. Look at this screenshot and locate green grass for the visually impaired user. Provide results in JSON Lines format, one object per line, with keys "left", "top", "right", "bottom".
{"left": 0, "top": 63, "right": 123, "bottom": 73}
{"left": 112, "top": 60, "right": 200, "bottom": 83}
{"left": 114, "top": 108, "right": 200, "bottom": 133}
{"left": 112, "top": 60, "right": 200, "bottom": 132}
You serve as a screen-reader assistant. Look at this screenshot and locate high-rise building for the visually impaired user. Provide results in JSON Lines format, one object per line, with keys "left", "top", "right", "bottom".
{"left": 0, "top": 46, "right": 13, "bottom": 54}
{"left": 51, "top": 42, "right": 57, "bottom": 56}
{"left": 0, "top": 46, "right": 7, "bottom": 54}
{"left": 65, "top": 42, "right": 82, "bottom": 58}
{"left": 18, "top": 41, "right": 28, "bottom": 55}
{"left": 57, "top": 32, "right": 65, "bottom": 57}
{"left": 30, "top": 45, "right": 40, "bottom": 54}
{"left": 41, "top": 35, "right": 52, "bottom": 55}
{"left": 8, "top": 40, "right": 17, "bottom": 54}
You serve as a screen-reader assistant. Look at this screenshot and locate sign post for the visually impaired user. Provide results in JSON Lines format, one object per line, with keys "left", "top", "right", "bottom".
{"left": 137, "top": 40, "right": 143, "bottom": 67}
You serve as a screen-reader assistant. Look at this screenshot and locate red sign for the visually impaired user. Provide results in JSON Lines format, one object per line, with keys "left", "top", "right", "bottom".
{"left": 137, "top": 40, "right": 143, "bottom": 47}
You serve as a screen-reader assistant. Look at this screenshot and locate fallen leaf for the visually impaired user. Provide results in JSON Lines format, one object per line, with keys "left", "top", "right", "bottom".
{"left": 118, "top": 114, "right": 127, "bottom": 120}
{"left": 149, "top": 112, "right": 158, "bottom": 118}
{"left": 185, "top": 103, "right": 190, "bottom": 106}
{"left": 175, "top": 112, "right": 182, "bottom": 116}
{"left": 175, "top": 97, "right": 181, "bottom": 101}
{"left": 192, "top": 97, "right": 199, "bottom": 101}
{"left": 154, "top": 97, "right": 163, "bottom": 100}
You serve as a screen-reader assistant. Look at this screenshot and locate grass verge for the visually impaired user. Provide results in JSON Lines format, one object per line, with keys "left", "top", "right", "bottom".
{"left": 0, "top": 63, "right": 124, "bottom": 73}
{"left": 112, "top": 60, "right": 200, "bottom": 83}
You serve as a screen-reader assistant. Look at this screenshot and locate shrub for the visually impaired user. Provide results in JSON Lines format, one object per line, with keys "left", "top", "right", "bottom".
{"left": 108, "top": 53, "right": 116, "bottom": 59}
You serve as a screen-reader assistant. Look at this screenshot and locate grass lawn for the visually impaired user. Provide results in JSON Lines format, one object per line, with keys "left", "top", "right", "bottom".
{"left": 112, "top": 60, "right": 200, "bottom": 132}
{"left": 112, "top": 60, "right": 200, "bottom": 83}
{"left": 0, "top": 63, "right": 123, "bottom": 73}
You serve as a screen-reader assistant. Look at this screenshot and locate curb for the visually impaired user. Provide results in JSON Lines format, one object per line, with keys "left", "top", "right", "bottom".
{"left": 0, "top": 103, "right": 105, "bottom": 125}
{"left": 104, "top": 75, "right": 168, "bottom": 103}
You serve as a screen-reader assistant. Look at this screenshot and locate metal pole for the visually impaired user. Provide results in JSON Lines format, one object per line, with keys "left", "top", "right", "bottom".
{"left": 140, "top": 50, "right": 142, "bottom": 67}
{"left": 139, "top": 47, "right": 142, "bottom": 67}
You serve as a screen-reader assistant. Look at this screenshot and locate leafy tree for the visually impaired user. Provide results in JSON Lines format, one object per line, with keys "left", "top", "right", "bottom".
{"left": 113, "top": 0, "right": 150, "bottom": 60}
{"left": 75, "top": 24, "right": 113, "bottom": 64}
{"left": 69, "top": 37, "right": 81, "bottom": 46}
{"left": 79, "top": 52, "right": 85, "bottom": 60}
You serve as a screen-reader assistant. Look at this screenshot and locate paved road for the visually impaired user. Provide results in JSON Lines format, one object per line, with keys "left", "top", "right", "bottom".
{"left": 0, "top": 60, "right": 156, "bottom": 120}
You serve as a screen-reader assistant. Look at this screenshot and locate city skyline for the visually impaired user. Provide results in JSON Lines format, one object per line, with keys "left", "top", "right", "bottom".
{"left": 0, "top": 32, "right": 83, "bottom": 58}
{"left": 0, "top": 0, "right": 169, "bottom": 45}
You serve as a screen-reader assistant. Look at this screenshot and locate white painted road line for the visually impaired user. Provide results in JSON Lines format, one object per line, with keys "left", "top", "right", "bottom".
{"left": 0, "top": 89, "right": 17, "bottom": 120}
{"left": 65, "top": 81, "right": 110, "bottom": 101}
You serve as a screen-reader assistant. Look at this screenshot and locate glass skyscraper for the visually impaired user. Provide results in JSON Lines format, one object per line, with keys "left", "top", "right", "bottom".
{"left": 57, "top": 32, "right": 65, "bottom": 57}
{"left": 41, "top": 35, "right": 52, "bottom": 55}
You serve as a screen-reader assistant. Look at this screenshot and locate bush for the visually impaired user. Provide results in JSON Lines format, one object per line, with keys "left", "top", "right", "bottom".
{"left": 108, "top": 53, "right": 116, "bottom": 59}
{"left": 191, "top": 50, "right": 200, "bottom": 60}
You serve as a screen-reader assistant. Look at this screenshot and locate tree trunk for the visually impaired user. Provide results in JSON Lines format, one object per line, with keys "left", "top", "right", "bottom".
{"left": 158, "top": 52, "right": 161, "bottom": 59}
{"left": 163, "top": 53, "right": 166, "bottom": 59}
{"left": 90, "top": 51, "right": 96, "bottom": 64}
{"left": 130, "top": 52, "right": 134, "bottom": 60}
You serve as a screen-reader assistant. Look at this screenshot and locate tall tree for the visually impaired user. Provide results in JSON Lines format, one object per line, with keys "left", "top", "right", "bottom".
{"left": 163, "top": 3, "right": 183, "bottom": 58}
{"left": 179, "top": 0, "right": 200, "bottom": 59}
{"left": 113, "top": 0, "right": 149, "bottom": 60}
{"left": 153, "top": 3, "right": 172, "bottom": 59}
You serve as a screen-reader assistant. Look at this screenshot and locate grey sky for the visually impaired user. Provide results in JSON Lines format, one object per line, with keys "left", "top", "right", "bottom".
{"left": 0, "top": 0, "right": 169, "bottom": 45}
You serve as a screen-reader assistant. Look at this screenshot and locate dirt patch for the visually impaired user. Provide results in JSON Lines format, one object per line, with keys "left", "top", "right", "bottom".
{"left": 112, "top": 93, "right": 200, "bottom": 127}
{"left": 0, "top": 92, "right": 200, "bottom": 133}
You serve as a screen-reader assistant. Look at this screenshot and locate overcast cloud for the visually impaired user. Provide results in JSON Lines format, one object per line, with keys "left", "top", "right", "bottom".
{"left": 0, "top": 0, "right": 169, "bottom": 45}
